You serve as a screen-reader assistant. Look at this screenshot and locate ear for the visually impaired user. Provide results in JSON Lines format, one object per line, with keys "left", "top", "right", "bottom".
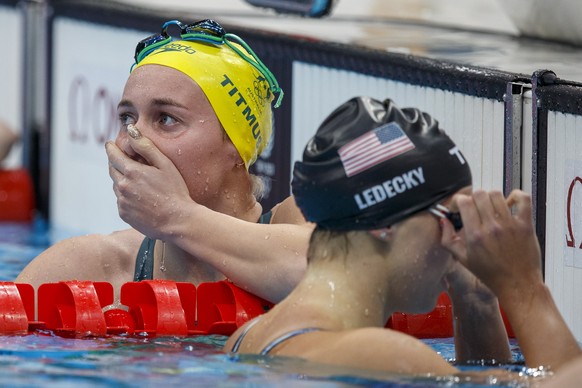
{"left": 369, "top": 227, "right": 392, "bottom": 241}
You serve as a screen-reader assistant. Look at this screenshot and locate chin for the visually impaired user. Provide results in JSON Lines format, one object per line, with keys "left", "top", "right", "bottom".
{"left": 410, "top": 291, "right": 443, "bottom": 314}
{"left": 399, "top": 298, "right": 437, "bottom": 315}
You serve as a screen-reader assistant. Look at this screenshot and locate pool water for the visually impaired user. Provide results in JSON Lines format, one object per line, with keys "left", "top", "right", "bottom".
{"left": 0, "top": 220, "right": 535, "bottom": 387}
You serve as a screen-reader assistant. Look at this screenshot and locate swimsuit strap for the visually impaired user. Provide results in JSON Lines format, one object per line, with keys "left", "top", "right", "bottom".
{"left": 260, "top": 327, "right": 323, "bottom": 355}
{"left": 258, "top": 209, "right": 273, "bottom": 224}
{"left": 229, "top": 316, "right": 262, "bottom": 353}
{"left": 133, "top": 237, "right": 156, "bottom": 281}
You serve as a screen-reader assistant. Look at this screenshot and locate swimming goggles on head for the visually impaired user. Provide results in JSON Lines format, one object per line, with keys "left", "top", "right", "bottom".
{"left": 428, "top": 204, "right": 463, "bottom": 231}
{"left": 133, "top": 19, "right": 284, "bottom": 108}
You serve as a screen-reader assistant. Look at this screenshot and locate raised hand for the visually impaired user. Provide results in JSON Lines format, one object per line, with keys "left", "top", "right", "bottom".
{"left": 106, "top": 125, "right": 192, "bottom": 240}
{"left": 452, "top": 190, "right": 542, "bottom": 297}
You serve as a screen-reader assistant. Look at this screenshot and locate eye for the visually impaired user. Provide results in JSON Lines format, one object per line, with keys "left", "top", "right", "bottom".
{"left": 159, "top": 114, "right": 178, "bottom": 126}
{"left": 118, "top": 112, "right": 136, "bottom": 127}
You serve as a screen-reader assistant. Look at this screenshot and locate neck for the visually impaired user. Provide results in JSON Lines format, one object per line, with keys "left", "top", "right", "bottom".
{"left": 281, "top": 250, "right": 398, "bottom": 329}
{"left": 206, "top": 169, "right": 263, "bottom": 222}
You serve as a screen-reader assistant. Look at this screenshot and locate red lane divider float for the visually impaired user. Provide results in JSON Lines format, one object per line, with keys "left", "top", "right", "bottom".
{"left": 38, "top": 281, "right": 113, "bottom": 336}
{"left": 0, "top": 168, "right": 35, "bottom": 222}
{"left": 0, "top": 279, "right": 273, "bottom": 337}
{"left": 197, "top": 281, "right": 272, "bottom": 335}
{"left": 387, "top": 293, "right": 453, "bottom": 338}
{"left": 118, "top": 280, "right": 196, "bottom": 336}
{"left": 0, "top": 282, "right": 34, "bottom": 334}
{"left": 0, "top": 281, "right": 513, "bottom": 338}
{"left": 386, "top": 292, "right": 515, "bottom": 338}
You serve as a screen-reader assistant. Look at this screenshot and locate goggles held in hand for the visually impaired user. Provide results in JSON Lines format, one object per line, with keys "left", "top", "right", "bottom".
{"left": 429, "top": 204, "right": 463, "bottom": 231}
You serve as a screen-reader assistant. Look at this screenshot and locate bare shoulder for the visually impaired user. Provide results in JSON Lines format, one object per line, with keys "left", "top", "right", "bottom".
{"left": 16, "top": 228, "right": 144, "bottom": 287}
{"left": 295, "top": 327, "right": 457, "bottom": 375}
{"left": 270, "top": 195, "right": 313, "bottom": 227}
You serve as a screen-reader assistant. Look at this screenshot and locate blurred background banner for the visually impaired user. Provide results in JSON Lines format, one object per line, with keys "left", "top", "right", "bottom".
{"left": 0, "top": 1, "right": 23, "bottom": 169}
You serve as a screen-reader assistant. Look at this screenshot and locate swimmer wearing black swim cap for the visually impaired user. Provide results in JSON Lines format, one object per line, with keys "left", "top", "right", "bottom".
{"left": 292, "top": 96, "right": 471, "bottom": 230}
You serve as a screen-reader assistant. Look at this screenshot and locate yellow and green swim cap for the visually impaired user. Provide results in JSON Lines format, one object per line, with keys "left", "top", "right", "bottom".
{"left": 133, "top": 24, "right": 282, "bottom": 168}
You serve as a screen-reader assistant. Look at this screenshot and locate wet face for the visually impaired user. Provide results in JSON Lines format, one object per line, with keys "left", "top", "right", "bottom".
{"left": 387, "top": 187, "right": 472, "bottom": 313}
{"left": 115, "top": 65, "right": 241, "bottom": 206}
{"left": 387, "top": 212, "right": 452, "bottom": 313}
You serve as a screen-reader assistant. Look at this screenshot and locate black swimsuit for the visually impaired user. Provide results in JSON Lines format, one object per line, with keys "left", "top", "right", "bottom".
{"left": 133, "top": 210, "right": 273, "bottom": 281}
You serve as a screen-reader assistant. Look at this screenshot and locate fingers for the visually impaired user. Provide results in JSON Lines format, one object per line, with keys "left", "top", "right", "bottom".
{"left": 456, "top": 190, "right": 511, "bottom": 228}
{"left": 107, "top": 148, "right": 128, "bottom": 202}
{"left": 126, "top": 123, "right": 141, "bottom": 140}
{"left": 506, "top": 189, "right": 533, "bottom": 221}
{"left": 125, "top": 126, "right": 173, "bottom": 170}
{"left": 106, "top": 126, "right": 173, "bottom": 174}
{"left": 472, "top": 190, "right": 507, "bottom": 225}
{"left": 441, "top": 217, "right": 468, "bottom": 264}
{"left": 489, "top": 191, "right": 512, "bottom": 220}
{"left": 455, "top": 193, "right": 480, "bottom": 228}
{"left": 470, "top": 189, "right": 532, "bottom": 227}
{"left": 105, "top": 141, "right": 129, "bottom": 176}
{"left": 106, "top": 142, "right": 137, "bottom": 200}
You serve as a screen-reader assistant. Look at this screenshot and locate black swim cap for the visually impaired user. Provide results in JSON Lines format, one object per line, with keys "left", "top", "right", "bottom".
{"left": 292, "top": 97, "right": 472, "bottom": 231}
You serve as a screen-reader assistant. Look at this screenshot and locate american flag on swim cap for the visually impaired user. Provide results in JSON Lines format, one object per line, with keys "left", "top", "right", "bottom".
{"left": 338, "top": 122, "right": 415, "bottom": 177}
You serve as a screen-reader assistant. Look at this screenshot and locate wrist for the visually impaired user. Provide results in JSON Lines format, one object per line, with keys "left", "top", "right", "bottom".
{"left": 446, "top": 276, "right": 498, "bottom": 306}
{"left": 158, "top": 200, "right": 204, "bottom": 242}
{"left": 497, "top": 279, "right": 548, "bottom": 330}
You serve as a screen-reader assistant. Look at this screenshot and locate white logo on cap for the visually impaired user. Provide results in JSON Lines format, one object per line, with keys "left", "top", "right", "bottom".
{"left": 449, "top": 146, "right": 466, "bottom": 164}
{"left": 354, "top": 167, "right": 425, "bottom": 210}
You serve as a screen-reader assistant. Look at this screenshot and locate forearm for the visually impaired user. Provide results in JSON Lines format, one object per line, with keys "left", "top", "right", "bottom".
{"left": 160, "top": 203, "right": 311, "bottom": 302}
{"left": 500, "top": 282, "right": 581, "bottom": 370}
{"left": 449, "top": 291, "right": 511, "bottom": 364}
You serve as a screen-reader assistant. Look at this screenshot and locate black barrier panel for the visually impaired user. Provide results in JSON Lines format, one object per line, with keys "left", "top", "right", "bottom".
{"left": 240, "top": 35, "right": 528, "bottom": 102}
{"left": 534, "top": 75, "right": 582, "bottom": 116}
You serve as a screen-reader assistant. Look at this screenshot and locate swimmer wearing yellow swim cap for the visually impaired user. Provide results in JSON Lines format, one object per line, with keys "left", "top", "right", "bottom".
{"left": 133, "top": 19, "right": 283, "bottom": 168}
